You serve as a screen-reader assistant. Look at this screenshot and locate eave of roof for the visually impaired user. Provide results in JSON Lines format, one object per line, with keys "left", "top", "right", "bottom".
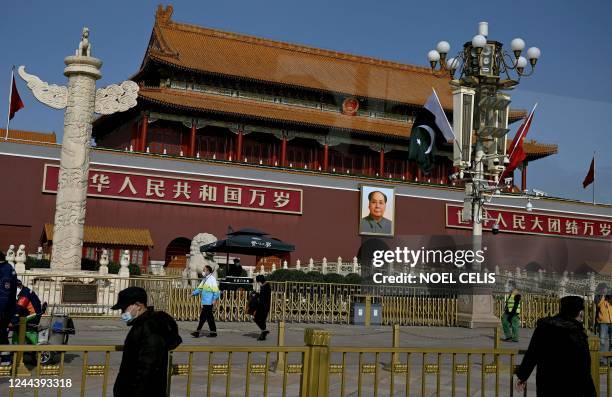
{"left": 43, "top": 224, "right": 154, "bottom": 247}
{"left": 139, "top": 86, "right": 412, "bottom": 138}
{"left": 5, "top": 129, "right": 56, "bottom": 143}
{"left": 137, "top": 86, "right": 557, "bottom": 158}
{"left": 145, "top": 5, "right": 453, "bottom": 109}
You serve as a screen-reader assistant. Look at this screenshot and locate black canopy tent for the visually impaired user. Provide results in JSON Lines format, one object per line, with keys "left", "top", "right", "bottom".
{"left": 200, "top": 228, "right": 295, "bottom": 272}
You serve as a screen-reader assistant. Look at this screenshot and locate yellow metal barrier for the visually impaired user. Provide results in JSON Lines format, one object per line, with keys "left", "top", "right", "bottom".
{"left": 1, "top": 329, "right": 611, "bottom": 397}
{"left": 18, "top": 274, "right": 596, "bottom": 328}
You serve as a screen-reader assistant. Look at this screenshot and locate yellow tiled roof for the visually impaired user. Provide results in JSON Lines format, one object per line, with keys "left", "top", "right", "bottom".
{"left": 6, "top": 129, "right": 56, "bottom": 143}
{"left": 44, "top": 224, "right": 154, "bottom": 247}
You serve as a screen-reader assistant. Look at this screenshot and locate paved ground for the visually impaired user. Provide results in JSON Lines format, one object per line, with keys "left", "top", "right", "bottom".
{"left": 71, "top": 318, "right": 536, "bottom": 349}
{"left": 0, "top": 319, "right": 550, "bottom": 396}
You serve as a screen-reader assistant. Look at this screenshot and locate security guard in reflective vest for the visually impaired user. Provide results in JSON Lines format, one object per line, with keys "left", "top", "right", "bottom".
{"left": 502, "top": 282, "right": 522, "bottom": 342}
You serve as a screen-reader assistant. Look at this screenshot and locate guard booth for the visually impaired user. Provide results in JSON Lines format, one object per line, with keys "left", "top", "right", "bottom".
{"left": 351, "top": 294, "right": 382, "bottom": 326}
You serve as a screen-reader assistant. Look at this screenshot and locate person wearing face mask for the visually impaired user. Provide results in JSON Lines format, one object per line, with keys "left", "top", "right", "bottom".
{"left": 112, "top": 287, "right": 182, "bottom": 397}
{"left": 515, "top": 295, "right": 596, "bottom": 397}
{"left": 191, "top": 265, "right": 220, "bottom": 338}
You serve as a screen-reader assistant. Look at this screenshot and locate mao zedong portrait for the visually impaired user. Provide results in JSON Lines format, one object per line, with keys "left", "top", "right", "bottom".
{"left": 360, "top": 190, "right": 393, "bottom": 235}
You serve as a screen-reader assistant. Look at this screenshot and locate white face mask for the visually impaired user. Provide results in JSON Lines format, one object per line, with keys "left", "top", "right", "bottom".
{"left": 16, "top": 288, "right": 21, "bottom": 298}
{"left": 120, "top": 304, "right": 137, "bottom": 323}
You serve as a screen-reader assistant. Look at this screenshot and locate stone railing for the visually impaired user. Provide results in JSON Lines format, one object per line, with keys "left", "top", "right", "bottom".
{"left": 252, "top": 256, "right": 361, "bottom": 277}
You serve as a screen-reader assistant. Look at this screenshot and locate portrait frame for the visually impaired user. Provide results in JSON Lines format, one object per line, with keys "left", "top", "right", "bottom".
{"left": 359, "top": 185, "right": 395, "bottom": 236}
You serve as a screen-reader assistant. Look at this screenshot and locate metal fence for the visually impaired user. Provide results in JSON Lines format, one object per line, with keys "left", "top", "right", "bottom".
{"left": 18, "top": 274, "right": 596, "bottom": 328}
{"left": 1, "top": 329, "right": 610, "bottom": 397}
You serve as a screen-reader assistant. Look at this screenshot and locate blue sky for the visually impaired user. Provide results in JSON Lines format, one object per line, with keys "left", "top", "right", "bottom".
{"left": 2, "top": 0, "right": 611, "bottom": 203}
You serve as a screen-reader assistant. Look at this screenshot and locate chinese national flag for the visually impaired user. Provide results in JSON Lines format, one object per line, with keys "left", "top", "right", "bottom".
{"left": 500, "top": 104, "right": 537, "bottom": 182}
{"left": 9, "top": 73, "right": 24, "bottom": 120}
{"left": 583, "top": 156, "right": 595, "bottom": 188}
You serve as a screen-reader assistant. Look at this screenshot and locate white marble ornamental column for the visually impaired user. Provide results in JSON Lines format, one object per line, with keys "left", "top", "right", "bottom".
{"left": 19, "top": 28, "right": 138, "bottom": 271}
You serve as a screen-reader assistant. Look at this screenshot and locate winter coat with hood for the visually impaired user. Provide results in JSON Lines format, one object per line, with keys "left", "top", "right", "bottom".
{"left": 516, "top": 314, "right": 596, "bottom": 397}
{"left": 114, "top": 307, "right": 182, "bottom": 397}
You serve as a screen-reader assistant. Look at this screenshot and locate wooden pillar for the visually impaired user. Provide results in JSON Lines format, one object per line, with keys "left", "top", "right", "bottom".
{"left": 139, "top": 114, "right": 148, "bottom": 152}
{"left": 521, "top": 161, "right": 528, "bottom": 191}
{"left": 378, "top": 149, "right": 385, "bottom": 176}
{"left": 272, "top": 144, "right": 277, "bottom": 166}
{"left": 281, "top": 136, "right": 287, "bottom": 167}
{"left": 131, "top": 121, "right": 139, "bottom": 150}
{"left": 323, "top": 144, "right": 329, "bottom": 171}
{"left": 143, "top": 249, "right": 149, "bottom": 272}
{"left": 189, "top": 121, "right": 197, "bottom": 157}
{"left": 236, "top": 130, "right": 243, "bottom": 162}
{"left": 405, "top": 160, "right": 411, "bottom": 180}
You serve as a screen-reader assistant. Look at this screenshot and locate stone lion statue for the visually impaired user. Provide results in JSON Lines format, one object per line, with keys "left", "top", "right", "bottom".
{"left": 6, "top": 245, "right": 15, "bottom": 265}
{"left": 185, "top": 233, "right": 218, "bottom": 279}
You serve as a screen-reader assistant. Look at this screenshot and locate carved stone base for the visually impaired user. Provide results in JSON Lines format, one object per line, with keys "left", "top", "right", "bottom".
{"left": 456, "top": 294, "right": 500, "bottom": 329}
{"left": 15, "top": 263, "right": 26, "bottom": 275}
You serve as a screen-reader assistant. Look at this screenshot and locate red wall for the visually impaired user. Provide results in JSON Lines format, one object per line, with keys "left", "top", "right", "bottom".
{"left": 0, "top": 153, "right": 609, "bottom": 273}
{"left": 0, "top": 154, "right": 450, "bottom": 263}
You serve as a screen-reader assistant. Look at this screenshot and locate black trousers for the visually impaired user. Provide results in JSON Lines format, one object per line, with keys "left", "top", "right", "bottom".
{"left": 254, "top": 309, "right": 269, "bottom": 331}
{"left": 0, "top": 318, "right": 10, "bottom": 362}
{"left": 0, "top": 316, "right": 9, "bottom": 344}
{"left": 196, "top": 305, "right": 216, "bottom": 333}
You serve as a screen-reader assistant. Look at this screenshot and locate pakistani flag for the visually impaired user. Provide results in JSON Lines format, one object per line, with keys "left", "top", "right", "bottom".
{"left": 408, "top": 124, "right": 436, "bottom": 175}
{"left": 409, "top": 89, "right": 456, "bottom": 175}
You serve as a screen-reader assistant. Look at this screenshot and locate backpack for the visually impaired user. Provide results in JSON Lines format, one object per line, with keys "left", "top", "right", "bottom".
{"left": 28, "top": 290, "right": 42, "bottom": 315}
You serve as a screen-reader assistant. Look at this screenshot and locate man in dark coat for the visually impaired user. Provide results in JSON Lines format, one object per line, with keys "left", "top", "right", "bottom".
{"left": 112, "top": 287, "right": 182, "bottom": 397}
{"left": 516, "top": 295, "right": 596, "bottom": 397}
{"left": 254, "top": 275, "right": 271, "bottom": 341}
{"left": 0, "top": 251, "right": 17, "bottom": 365}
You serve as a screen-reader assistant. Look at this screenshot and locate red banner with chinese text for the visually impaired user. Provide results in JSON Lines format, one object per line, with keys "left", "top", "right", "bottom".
{"left": 446, "top": 204, "right": 611, "bottom": 240}
{"left": 42, "top": 164, "right": 302, "bottom": 215}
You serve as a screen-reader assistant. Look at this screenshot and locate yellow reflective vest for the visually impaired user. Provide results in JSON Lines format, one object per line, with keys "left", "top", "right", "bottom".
{"left": 504, "top": 293, "right": 521, "bottom": 315}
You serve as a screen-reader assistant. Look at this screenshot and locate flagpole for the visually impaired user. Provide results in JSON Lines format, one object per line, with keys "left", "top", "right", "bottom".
{"left": 593, "top": 151, "right": 596, "bottom": 205}
{"left": 5, "top": 66, "right": 14, "bottom": 141}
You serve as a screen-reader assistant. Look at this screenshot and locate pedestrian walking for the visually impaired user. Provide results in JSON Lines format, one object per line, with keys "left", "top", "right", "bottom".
{"left": 595, "top": 283, "right": 608, "bottom": 331}
{"left": 112, "top": 286, "right": 182, "bottom": 397}
{"left": 191, "top": 265, "right": 220, "bottom": 338}
{"left": 598, "top": 295, "right": 612, "bottom": 365}
{"left": 254, "top": 275, "right": 271, "bottom": 341}
{"left": 515, "top": 295, "right": 596, "bottom": 397}
{"left": 502, "top": 282, "right": 522, "bottom": 342}
{"left": 0, "top": 251, "right": 17, "bottom": 365}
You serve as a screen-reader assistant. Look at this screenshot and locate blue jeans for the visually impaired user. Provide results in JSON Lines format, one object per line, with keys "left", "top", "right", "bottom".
{"left": 600, "top": 324, "right": 612, "bottom": 353}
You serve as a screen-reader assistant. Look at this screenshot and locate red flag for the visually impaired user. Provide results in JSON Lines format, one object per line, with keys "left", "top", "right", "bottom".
{"left": 582, "top": 156, "right": 594, "bottom": 188}
{"left": 9, "top": 72, "right": 24, "bottom": 120}
{"left": 500, "top": 104, "right": 537, "bottom": 182}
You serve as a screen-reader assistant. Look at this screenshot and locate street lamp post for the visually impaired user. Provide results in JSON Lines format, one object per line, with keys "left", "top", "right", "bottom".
{"left": 428, "top": 22, "right": 541, "bottom": 328}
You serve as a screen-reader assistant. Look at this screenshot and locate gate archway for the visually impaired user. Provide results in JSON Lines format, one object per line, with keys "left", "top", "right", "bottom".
{"left": 165, "top": 237, "right": 191, "bottom": 268}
